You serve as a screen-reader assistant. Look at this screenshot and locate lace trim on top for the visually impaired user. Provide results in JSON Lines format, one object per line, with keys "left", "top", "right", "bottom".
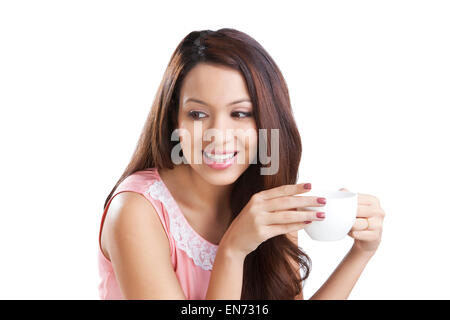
{"left": 146, "top": 179, "right": 218, "bottom": 271}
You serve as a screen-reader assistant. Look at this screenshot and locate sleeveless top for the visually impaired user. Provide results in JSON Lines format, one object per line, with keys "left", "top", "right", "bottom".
{"left": 97, "top": 168, "right": 219, "bottom": 299}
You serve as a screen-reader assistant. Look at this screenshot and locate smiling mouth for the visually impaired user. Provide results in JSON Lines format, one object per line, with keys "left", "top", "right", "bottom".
{"left": 202, "top": 150, "right": 238, "bottom": 162}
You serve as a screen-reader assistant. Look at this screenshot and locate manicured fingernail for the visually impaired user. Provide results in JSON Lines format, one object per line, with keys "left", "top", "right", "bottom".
{"left": 317, "top": 197, "right": 327, "bottom": 204}
{"left": 304, "top": 183, "right": 311, "bottom": 190}
{"left": 305, "top": 221, "right": 312, "bottom": 224}
{"left": 316, "top": 212, "right": 326, "bottom": 218}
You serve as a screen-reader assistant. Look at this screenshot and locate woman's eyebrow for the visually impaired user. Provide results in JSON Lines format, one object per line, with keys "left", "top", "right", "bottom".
{"left": 184, "top": 98, "right": 251, "bottom": 107}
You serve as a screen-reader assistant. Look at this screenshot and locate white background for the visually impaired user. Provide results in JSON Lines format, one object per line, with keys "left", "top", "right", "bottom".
{"left": 0, "top": 0, "right": 449, "bottom": 299}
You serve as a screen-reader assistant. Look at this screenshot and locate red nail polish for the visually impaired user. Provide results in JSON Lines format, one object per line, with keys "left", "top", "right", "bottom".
{"left": 317, "top": 197, "right": 327, "bottom": 204}
{"left": 304, "top": 183, "right": 311, "bottom": 190}
{"left": 316, "top": 212, "right": 326, "bottom": 218}
{"left": 305, "top": 221, "right": 312, "bottom": 224}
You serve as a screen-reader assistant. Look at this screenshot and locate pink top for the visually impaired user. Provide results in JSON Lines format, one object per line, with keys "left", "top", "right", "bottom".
{"left": 97, "top": 167, "right": 219, "bottom": 299}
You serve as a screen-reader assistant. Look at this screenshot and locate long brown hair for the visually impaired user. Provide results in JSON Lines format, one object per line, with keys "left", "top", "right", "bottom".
{"left": 103, "top": 28, "right": 311, "bottom": 299}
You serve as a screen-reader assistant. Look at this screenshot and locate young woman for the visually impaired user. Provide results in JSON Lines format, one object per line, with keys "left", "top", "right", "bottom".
{"left": 98, "top": 28, "right": 385, "bottom": 300}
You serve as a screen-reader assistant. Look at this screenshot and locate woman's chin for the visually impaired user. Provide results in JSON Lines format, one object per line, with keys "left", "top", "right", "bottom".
{"left": 193, "top": 163, "right": 248, "bottom": 186}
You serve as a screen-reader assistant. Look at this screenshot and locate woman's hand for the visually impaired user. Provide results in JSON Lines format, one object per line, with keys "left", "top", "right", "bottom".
{"left": 220, "top": 183, "right": 327, "bottom": 258}
{"left": 340, "top": 188, "right": 385, "bottom": 256}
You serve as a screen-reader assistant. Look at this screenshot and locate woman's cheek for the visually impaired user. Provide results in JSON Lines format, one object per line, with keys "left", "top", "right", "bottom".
{"left": 242, "top": 129, "right": 258, "bottom": 165}
{"left": 177, "top": 123, "right": 196, "bottom": 164}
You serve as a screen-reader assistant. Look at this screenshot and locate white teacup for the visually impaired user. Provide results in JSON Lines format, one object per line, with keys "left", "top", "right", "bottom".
{"left": 296, "top": 189, "right": 358, "bottom": 241}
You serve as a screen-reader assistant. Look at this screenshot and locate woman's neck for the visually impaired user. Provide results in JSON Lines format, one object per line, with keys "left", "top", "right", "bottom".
{"left": 158, "top": 164, "right": 233, "bottom": 221}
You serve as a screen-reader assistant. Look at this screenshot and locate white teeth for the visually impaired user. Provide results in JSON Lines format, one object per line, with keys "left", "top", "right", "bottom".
{"left": 204, "top": 152, "right": 236, "bottom": 161}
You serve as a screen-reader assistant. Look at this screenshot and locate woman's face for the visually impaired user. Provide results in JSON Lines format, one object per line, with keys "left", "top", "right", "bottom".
{"left": 176, "top": 62, "right": 258, "bottom": 186}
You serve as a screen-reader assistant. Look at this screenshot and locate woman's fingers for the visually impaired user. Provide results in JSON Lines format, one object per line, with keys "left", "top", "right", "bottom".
{"left": 349, "top": 229, "right": 380, "bottom": 241}
{"left": 357, "top": 193, "right": 380, "bottom": 206}
{"left": 351, "top": 218, "right": 369, "bottom": 231}
{"left": 265, "top": 221, "right": 309, "bottom": 239}
{"left": 351, "top": 216, "right": 383, "bottom": 232}
{"left": 258, "top": 183, "right": 312, "bottom": 200}
{"left": 356, "top": 205, "right": 380, "bottom": 218}
{"left": 264, "top": 210, "right": 324, "bottom": 225}
{"left": 264, "top": 195, "right": 326, "bottom": 212}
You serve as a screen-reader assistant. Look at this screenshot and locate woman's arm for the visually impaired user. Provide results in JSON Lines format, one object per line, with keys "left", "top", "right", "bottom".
{"left": 287, "top": 231, "right": 373, "bottom": 300}
{"left": 205, "top": 245, "right": 246, "bottom": 299}
{"left": 309, "top": 189, "right": 384, "bottom": 300}
{"left": 309, "top": 245, "right": 374, "bottom": 300}
{"left": 102, "top": 192, "right": 187, "bottom": 299}
{"left": 103, "top": 191, "right": 247, "bottom": 300}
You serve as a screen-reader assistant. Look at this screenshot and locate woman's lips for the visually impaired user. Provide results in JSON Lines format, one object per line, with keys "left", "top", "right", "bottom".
{"left": 203, "top": 150, "right": 238, "bottom": 155}
{"left": 202, "top": 150, "right": 238, "bottom": 169}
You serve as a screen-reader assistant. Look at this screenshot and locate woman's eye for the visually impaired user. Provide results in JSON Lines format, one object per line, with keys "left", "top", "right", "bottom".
{"left": 188, "top": 111, "right": 207, "bottom": 119}
{"left": 188, "top": 110, "right": 253, "bottom": 119}
{"left": 232, "top": 111, "right": 253, "bottom": 118}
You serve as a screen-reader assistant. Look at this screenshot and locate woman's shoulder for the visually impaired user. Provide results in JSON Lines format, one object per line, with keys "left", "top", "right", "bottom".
{"left": 100, "top": 167, "right": 172, "bottom": 261}
{"left": 115, "top": 168, "right": 161, "bottom": 195}
{"left": 101, "top": 189, "right": 172, "bottom": 262}
{"left": 106, "top": 167, "right": 167, "bottom": 225}
{"left": 101, "top": 168, "right": 162, "bottom": 218}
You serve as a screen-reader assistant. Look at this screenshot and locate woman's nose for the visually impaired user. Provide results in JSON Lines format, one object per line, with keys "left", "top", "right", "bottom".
{"left": 205, "top": 115, "right": 234, "bottom": 144}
